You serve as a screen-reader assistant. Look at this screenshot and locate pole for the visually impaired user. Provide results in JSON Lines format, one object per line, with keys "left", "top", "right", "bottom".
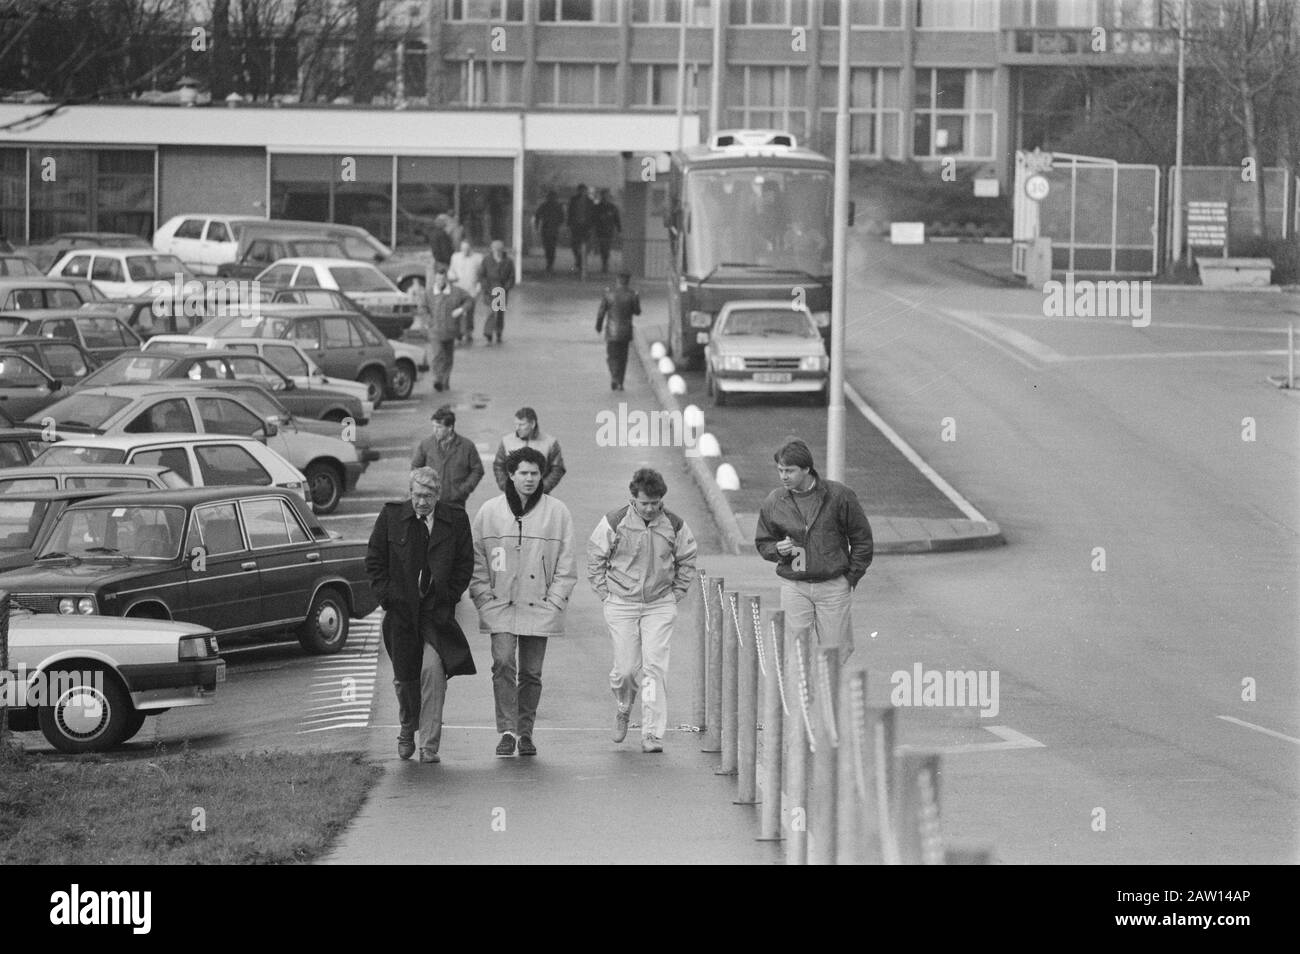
{"left": 0, "top": 590, "right": 9, "bottom": 751}
{"left": 718, "top": 590, "right": 739, "bottom": 776}
{"left": 758, "top": 610, "right": 785, "bottom": 841}
{"left": 700, "top": 576, "right": 723, "bottom": 752}
{"left": 709, "top": 0, "right": 723, "bottom": 137}
{"left": 675, "top": 3, "right": 687, "bottom": 152}
{"left": 693, "top": 572, "right": 707, "bottom": 730}
{"left": 826, "top": 0, "right": 851, "bottom": 482}
{"left": 1170, "top": 0, "right": 1187, "bottom": 268}
{"left": 1290, "top": 322, "right": 1295, "bottom": 389}
{"left": 783, "top": 626, "right": 811, "bottom": 864}
{"left": 807, "top": 646, "right": 840, "bottom": 864}
{"left": 735, "top": 594, "right": 760, "bottom": 804}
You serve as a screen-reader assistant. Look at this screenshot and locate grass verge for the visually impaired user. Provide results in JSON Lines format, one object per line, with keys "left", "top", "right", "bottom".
{"left": 0, "top": 744, "right": 381, "bottom": 864}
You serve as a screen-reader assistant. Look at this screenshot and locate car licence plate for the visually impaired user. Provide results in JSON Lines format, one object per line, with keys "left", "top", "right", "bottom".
{"left": 753, "top": 372, "right": 792, "bottom": 383}
{"left": 215, "top": 661, "right": 227, "bottom": 684}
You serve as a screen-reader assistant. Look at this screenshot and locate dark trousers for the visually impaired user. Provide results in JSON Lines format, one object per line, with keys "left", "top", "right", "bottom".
{"left": 595, "top": 237, "right": 613, "bottom": 273}
{"left": 571, "top": 231, "right": 588, "bottom": 270}
{"left": 483, "top": 307, "right": 507, "bottom": 340}
{"left": 433, "top": 337, "right": 456, "bottom": 386}
{"left": 458, "top": 299, "right": 476, "bottom": 339}
{"left": 606, "top": 339, "right": 630, "bottom": 387}
{"left": 541, "top": 231, "right": 559, "bottom": 270}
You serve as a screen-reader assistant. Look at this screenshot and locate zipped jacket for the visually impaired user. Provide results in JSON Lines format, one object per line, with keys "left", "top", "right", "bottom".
{"left": 755, "top": 477, "right": 873, "bottom": 587}
{"left": 587, "top": 506, "right": 697, "bottom": 604}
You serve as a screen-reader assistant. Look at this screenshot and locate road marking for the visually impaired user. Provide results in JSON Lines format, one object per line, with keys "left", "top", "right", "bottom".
{"left": 296, "top": 623, "right": 380, "bottom": 734}
{"left": 896, "top": 724, "right": 1046, "bottom": 755}
{"left": 873, "top": 288, "right": 1041, "bottom": 370}
{"left": 317, "top": 513, "right": 379, "bottom": 522}
{"left": 842, "top": 382, "right": 991, "bottom": 524}
{"left": 944, "top": 309, "right": 1069, "bottom": 364}
{"left": 1217, "top": 716, "right": 1300, "bottom": 745}
{"left": 1054, "top": 349, "right": 1288, "bottom": 363}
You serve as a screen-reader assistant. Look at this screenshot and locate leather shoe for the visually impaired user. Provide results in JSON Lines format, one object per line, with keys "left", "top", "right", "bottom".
{"left": 517, "top": 736, "right": 537, "bottom": 756}
{"left": 495, "top": 733, "right": 516, "bottom": 756}
{"left": 397, "top": 739, "right": 415, "bottom": 760}
{"left": 419, "top": 750, "right": 440, "bottom": 763}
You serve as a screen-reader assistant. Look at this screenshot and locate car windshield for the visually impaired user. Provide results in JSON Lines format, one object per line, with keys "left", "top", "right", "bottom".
{"left": 0, "top": 317, "right": 27, "bottom": 334}
{"left": 79, "top": 354, "right": 176, "bottom": 387}
{"left": 328, "top": 266, "right": 395, "bottom": 293}
{"left": 125, "top": 255, "right": 192, "bottom": 281}
{"left": 40, "top": 504, "right": 186, "bottom": 560}
{"left": 719, "top": 309, "right": 818, "bottom": 337}
{"left": 33, "top": 445, "right": 127, "bottom": 466}
{"left": 227, "top": 387, "right": 287, "bottom": 419}
{"left": 0, "top": 498, "right": 50, "bottom": 549}
{"left": 685, "top": 167, "right": 833, "bottom": 277}
{"left": 32, "top": 393, "right": 133, "bottom": 430}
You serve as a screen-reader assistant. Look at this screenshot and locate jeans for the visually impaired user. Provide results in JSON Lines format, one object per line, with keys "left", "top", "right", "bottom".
{"left": 490, "top": 632, "right": 548, "bottom": 737}
{"left": 603, "top": 598, "right": 676, "bottom": 740}
{"left": 780, "top": 576, "right": 854, "bottom": 658}
{"left": 432, "top": 337, "right": 456, "bottom": 387}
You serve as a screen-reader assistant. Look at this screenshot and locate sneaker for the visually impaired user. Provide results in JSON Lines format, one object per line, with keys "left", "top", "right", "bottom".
{"left": 517, "top": 735, "right": 537, "bottom": 756}
{"left": 397, "top": 738, "right": 415, "bottom": 760}
{"left": 642, "top": 736, "right": 664, "bottom": 754}
{"left": 495, "top": 733, "right": 516, "bottom": 757}
{"left": 612, "top": 705, "right": 630, "bottom": 743}
{"left": 419, "top": 750, "right": 441, "bottom": 763}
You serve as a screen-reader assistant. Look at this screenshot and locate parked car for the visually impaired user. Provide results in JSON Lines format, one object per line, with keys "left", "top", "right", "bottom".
{"left": 80, "top": 296, "right": 208, "bottom": 339}
{"left": 0, "top": 335, "right": 98, "bottom": 388}
{"left": 0, "top": 348, "right": 65, "bottom": 419}
{"left": 0, "top": 426, "right": 43, "bottom": 466}
{"left": 268, "top": 285, "right": 416, "bottom": 339}
{"left": 0, "top": 310, "right": 144, "bottom": 364}
{"left": 0, "top": 464, "right": 189, "bottom": 494}
{"left": 0, "top": 279, "right": 87, "bottom": 312}
{"left": 13, "top": 232, "right": 152, "bottom": 273}
{"left": 193, "top": 308, "right": 399, "bottom": 406}
{"left": 216, "top": 231, "right": 348, "bottom": 281}
{"left": 75, "top": 349, "right": 371, "bottom": 425}
{"left": 30, "top": 384, "right": 368, "bottom": 514}
{"left": 47, "top": 249, "right": 196, "bottom": 299}
{"left": 46, "top": 275, "right": 113, "bottom": 304}
{"left": 1, "top": 485, "right": 377, "bottom": 653}
{"left": 0, "top": 253, "right": 43, "bottom": 277}
{"left": 3, "top": 608, "right": 223, "bottom": 753}
{"left": 0, "top": 489, "right": 112, "bottom": 573}
{"left": 142, "top": 334, "right": 375, "bottom": 419}
{"left": 33, "top": 434, "right": 309, "bottom": 504}
{"left": 704, "top": 300, "right": 830, "bottom": 406}
{"left": 152, "top": 214, "right": 265, "bottom": 275}
{"left": 253, "top": 258, "right": 418, "bottom": 344}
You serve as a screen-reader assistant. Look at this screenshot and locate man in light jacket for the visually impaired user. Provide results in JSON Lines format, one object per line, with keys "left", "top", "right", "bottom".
{"left": 586, "top": 467, "right": 698, "bottom": 753}
{"left": 492, "top": 406, "right": 566, "bottom": 494}
{"left": 470, "top": 446, "right": 576, "bottom": 758}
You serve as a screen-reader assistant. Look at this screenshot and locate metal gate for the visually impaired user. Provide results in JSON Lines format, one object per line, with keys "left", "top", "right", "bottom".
{"left": 1013, "top": 150, "right": 1160, "bottom": 277}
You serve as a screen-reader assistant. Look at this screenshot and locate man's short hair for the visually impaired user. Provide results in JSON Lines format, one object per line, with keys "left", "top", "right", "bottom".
{"left": 629, "top": 467, "right": 667, "bottom": 500}
{"left": 409, "top": 467, "right": 440, "bottom": 493}
{"left": 431, "top": 405, "right": 455, "bottom": 426}
{"left": 774, "top": 439, "right": 816, "bottom": 471}
{"left": 506, "top": 446, "right": 547, "bottom": 476}
{"left": 515, "top": 406, "right": 537, "bottom": 426}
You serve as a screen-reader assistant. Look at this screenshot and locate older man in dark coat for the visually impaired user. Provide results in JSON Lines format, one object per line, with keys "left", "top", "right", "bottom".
{"left": 366, "top": 466, "right": 476, "bottom": 763}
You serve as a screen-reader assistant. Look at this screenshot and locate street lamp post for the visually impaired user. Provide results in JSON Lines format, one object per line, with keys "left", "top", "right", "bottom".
{"left": 826, "top": 0, "right": 851, "bottom": 482}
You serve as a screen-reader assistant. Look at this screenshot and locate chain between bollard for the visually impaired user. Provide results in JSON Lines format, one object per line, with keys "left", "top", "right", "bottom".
{"left": 728, "top": 592, "right": 744, "bottom": 650}
{"left": 771, "top": 621, "right": 790, "bottom": 716}
{"left": 817, "top": 651, "right": 839, "bottom": 749}
{"left": 753, "top": 604, "right": 767, "bottom": 678}
{"left": 699, "top": 571, "right": 711, "bottom": 630}
{"left": 794, "top": 633, "right": 816, "bottom": 752}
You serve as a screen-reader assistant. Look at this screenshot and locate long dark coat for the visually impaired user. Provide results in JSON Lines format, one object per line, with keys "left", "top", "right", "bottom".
{"left": 366, "top": 499, "right": 476, "bottom": 681}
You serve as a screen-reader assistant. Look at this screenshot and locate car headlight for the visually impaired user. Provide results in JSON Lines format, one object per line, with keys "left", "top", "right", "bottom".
{"left": 58, "top": 596, "right": 96, "bottom": 615}
{"left": 688, "top": 310, "right": 713, "bottom": 329}
{"left": 810, "top": 311, "right": 831, "bottom": 328}
{"left": 720, "top": 355, "right": 746, "bottom": 371}
{"left": 800, "top": 355, "right": 828, "bottom": 371}
{"left": 179, "top": 634, "right": 212, "bottom": 660}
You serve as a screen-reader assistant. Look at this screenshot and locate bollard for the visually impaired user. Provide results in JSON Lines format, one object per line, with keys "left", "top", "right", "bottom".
{"left": 735, "top": 594, "right": 760, "bottom": 804}
{"left": 895, "top": 751, "right": 945, "bottom": 865}
{"left": 782, "top": 626, "right": 812, "bottom": 864}
{"left": 807, "top": 645, "right": 841, "bottom": 865}
{"left": 835, "top": 665, "right": 860, "bottom": 863}
{"left": 0, "top": 590, "right": 9, "bottom": 749}
{"left": 699, "top": 576, "right": 723, "bottom": 752}
{"left": 757, "top": 610, "right": 785, "bottom": 841}
{"left": 839, "top": 674, "right": 898, "bottom": 864}
{"left": 717, "top": 591, "right": 739, "bottom": 776}
{"left": 692, "top": 571, "right": 707, "bottom": 731}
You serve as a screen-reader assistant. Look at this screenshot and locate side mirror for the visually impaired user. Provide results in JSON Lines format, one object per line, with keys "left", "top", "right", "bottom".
{"left": 258, "top": 419, "right": 279, "bottom": 440}
{"left": 281, "top": 379, "right": 295, "bottom": 391}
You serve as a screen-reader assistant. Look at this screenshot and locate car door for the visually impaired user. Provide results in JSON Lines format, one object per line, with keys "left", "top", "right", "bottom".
{"left": 194, "top": 395, "right": 267, "bottom": 439}
{"left": 128, "top": 445, "right": 195, "bottom": 484}
{"left": 122, "top": 396, "right": 197, "bottom": 435}
{"left": 238, "top": 495, "right": 317, "bottom": 625}
{"left": 89, "top": 254, "right": 129, "bottom": 298}
{"left": 286, "top": 317, "right": 343, "bottom": 377}
{"left": 55, "top": 252, "right": 93, "bottom": 280}
{"left": 322, "top": 316, "right": 364, "bottom": 381}
{"left": 37, "top": 341, "right": 93, "bottom": 387}
{"left": 180, "top": 500, "right": 262, "bottom": 632}
{"left": 75, "top": 316, "right": 141, "bottom": 363}
{"left": 0, "top": 353, "right": 60, "bottom": 419}
{"left": 221, "top": 355, "right": 307, "bottom": 416}
{"left": 200, "top": 220, "right": 237, "bottom": 274}
{"left": 258, "top": 341, "right": 315, "bottom": 391}
{"left": 167, "top": 218, "right": 208, "bottom": 271}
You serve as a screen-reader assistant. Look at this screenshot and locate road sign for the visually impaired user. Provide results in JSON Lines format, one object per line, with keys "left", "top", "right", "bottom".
{"left": 1024, "top": 175, "right": 1050, "bottom": 202}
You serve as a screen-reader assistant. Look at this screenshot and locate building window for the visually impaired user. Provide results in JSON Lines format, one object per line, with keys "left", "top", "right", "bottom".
{"left": 537, "top": 0, "right": 620, "bottom": 22}
{"left": 446, "top": 0, "right": 525, "bottom": 20}
{"left": 821, "top": 0, "right": 903, "bottom": 27}
{"left": 912, "top": 69, "right": 996, "bottom": 158}
{"left": 1015, "top": 68, "right": 1090, "bottom": 149}
{"left": 725, "top": 66, "right": 807, "bottom": 140}
{"left": 729, "top": 0, "right": 809, "bottom": 26}
{"left": 1001, "top": 0, "right": 1097, "bottom": 28}
{"left": 26, "top": 148, "right": 154, "bottom": 241}
{"left": 817, "top": 68, "right": 903, "bottom": 158}
{"left": 1, "top": 148, "right": 26, "bottom": 243}
{"left": 917, "top": 0, "right": 997, "bottom": 29}
{"left": 631, "top": 0, "right": 713, "bottom": 24}
{"left": 451, "top": 60, "right": 525, "bottom": 106}
{"left": 538, "top": 62, "right": 619, "bottom": 106}
{"left": 632, "top": 63, "right": 712, "bottom": 109}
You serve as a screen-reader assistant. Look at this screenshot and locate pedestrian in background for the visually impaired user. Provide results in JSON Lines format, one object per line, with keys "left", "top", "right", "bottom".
{"left": 423, "top": 264, "right": 471, "bottom": 391}
{"left": 366, "top": 467, "right": 476, "bottom": 763}
{"left": 470, "top": 447, "right": 576, "bottom": 758}
{"left": 428, "top": 214, "right": 454, "bottom": 269}
{"left": 492, "top": 406, "right": 566, "bottom": 494}
{"left": 411, "top": 405, "right": 484, "bottom": 510}
{"left": 567, "top": 184, "right": 594, "bottom": 274}
{"left": 754, "top": 439, "right": 873, "bottom": 660}
{"left": 587, "top": 468, "right": 698, "bottom": 754}
{"left": 477, "top": 239, "right": 515, "bottom": 344}
{"left": 596, "top": 271, "right": 640, "bottom": 391}
{"left": 448, "top": 239, "right": 483, "bottom": 345}
{"left": 591, "top": 188, "right": 622, "bottom": 274}
{"left": 533, "top": 190, "right": 565, "bottom": 274}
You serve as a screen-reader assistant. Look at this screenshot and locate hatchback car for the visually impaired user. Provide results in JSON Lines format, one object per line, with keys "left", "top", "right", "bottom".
{"left": 153, "top": 214, "right": 265, "bottom": 275}
{"left": 254, "top": 258, "right": 418, "bottom": 340}
{"left": 48, "top": 249, "right": 196, "bottom": 299}
{"left": 1, "top": 486, "right": 377, "bottom": 653}
{"left": 0, "top": 279, "right": 87, "bottom": 312}
{"left": 14, "top": 232, "right": 152, "bottom": 273}
{"left": 0, "top": 464, "right": 189, "bottom": 494}
{"left": 0, "top": 309, "right": 144, "bottom": 363}
{"left": 269, "top": 286, "right": 415, "bottom": 339}
{"left": 705, "top": 300, "right": 829, "bottom": 406}
{"left": 4, "top": 609, "right": 223, "bottom": 753}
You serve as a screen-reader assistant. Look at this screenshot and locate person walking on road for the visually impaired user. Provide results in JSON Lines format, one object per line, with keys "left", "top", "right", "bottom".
{"left": 424, "top": 264, "right": 471, "bottom": 391}
{"left": 492, "top": 406, "right": 566, "bottom": 494}
{"left": 754, "top": 439, "right": 873, "bottom": 659}
{"left": 470, "top": 447, "right": 576, "bottom": 758}
{"left": 448, "top": 240, "right": 483, "bottom": 345}
{"left": 533, "top": 191, "right": 565, "bottom": 273}
{"left": 591, "top": 188, "right": 622, "bottom": 274}
{"left": 411, "top": 405, "right": 485, "bottom": 510}
{"left": 477, "top": 239, "right": 515, "bottom": 344}
{"left": 567, "top": 184, "right": 594, "bottom": 274}
{"left": 428, "top": 215, "right": 455, "bottom": 269}
{"left": 366, "top": 467, "right": 476, "bottom": 763}
{"left": 587, "top": 468, "right": 698, "bottom": 753}
{"left": 595, "top": 271, "right": 640, "bottom": 391}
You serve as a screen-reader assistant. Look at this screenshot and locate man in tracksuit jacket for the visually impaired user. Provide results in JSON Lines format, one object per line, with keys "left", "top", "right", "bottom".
{"left": 491, "top": 406, "right": 567, "bottom": 494}
{"left": 754, "top": 439, "right": 873, "bottom": 657}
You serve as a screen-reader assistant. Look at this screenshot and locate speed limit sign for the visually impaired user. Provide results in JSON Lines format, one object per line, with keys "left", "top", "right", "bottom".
{"left": 1024, "top": 174, "right": 1050, "bottom": 201}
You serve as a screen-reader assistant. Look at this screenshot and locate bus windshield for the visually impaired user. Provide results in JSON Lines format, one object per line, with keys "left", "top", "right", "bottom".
{"left": 685, "top": 167, "right": 832, "bottom": 278}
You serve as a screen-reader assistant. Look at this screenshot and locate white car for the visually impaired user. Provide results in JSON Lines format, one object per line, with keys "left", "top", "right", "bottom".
{"left": 153, "top": 214, "right": 265, "bottom": 276}
{"left": 705, "top": 300, "right": 830, "bottom": 406}
{"left": 4, "top": 609, "right": 223, "bottom": 753}
{"left": 48, "top": 249, "right": 196, "bottom": 299}
{"left": 254, "top": 257, "right": 417, "bottom": 328}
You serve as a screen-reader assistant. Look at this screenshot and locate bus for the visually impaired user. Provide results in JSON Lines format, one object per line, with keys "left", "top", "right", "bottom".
{"left": 664, "top": 129, "right": 837, "bottom": 370}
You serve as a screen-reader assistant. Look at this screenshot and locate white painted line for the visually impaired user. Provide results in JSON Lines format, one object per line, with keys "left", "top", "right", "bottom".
{"left": 842, "top": 382, "right": 990, "bottom": 523}
{"left": 945, "top": 309, "right": 1069, "bottom": 364}
{"left": 1217, "top": 715, "right": 1300, "bottom": 745}
{"left": 896, "top": 724, "right": 1046, "bottom": 755}
{"left": 317, "top": 513, "right": 379, "bottom": 521}
{"left": 296, "top": 723, "right": 371, "bottom": 733}
{"left": 1055, "top": 349, "right": 1288, "bottom": 363}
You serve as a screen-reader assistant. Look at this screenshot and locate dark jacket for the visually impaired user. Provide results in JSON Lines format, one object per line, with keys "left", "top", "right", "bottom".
{"left": 366, "top": 500, "right": 476, "bottom": 680}
{"left": 430, "top": 229, "right": 454, "bottom": 266}
{"left": 755, "top": 476, "right": 873, "bottom": 587}
{"left": 534, "top": 199, "right": 564, "bottom": 236}
{"left": 567, "top": 193, "right": 594, "bottom": 237}
{"left": 477, "top": 254, "right": 515, "bottom": 311}
{"left": 425, "top": 283, "right": 471, "bottom": 340}
{"left": 592, "top": 200, "right": 621, "bottom": 240}
{"left": 596, "top": 286, "right": 640, "bottom": 342}
{"left": 410, "top": 430, "right": 485, "bottom": 507}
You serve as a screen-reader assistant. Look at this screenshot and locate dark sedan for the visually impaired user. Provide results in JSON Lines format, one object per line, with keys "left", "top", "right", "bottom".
{"left": 0, "top": 486, "right": 378, "bottom": 654}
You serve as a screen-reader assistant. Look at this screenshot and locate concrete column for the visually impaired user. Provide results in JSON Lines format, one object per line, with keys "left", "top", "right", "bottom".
{"left": 900, "top": 0, "right": 916, "bottom": 161}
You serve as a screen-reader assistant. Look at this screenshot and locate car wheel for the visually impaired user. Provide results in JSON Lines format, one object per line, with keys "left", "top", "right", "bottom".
{"left": 708, "top": 370, "right": 727, "bottom": 406}
{"left": 37, "top": 668, "right": 134, "bottom": 754}
{"left": 299, "top": 587, "right": 350, "bottom": 655}
{"left": 388, "top": 359, "right": 415, "bottom": 400}
{"left": 400, "top": 276, "right": 425, "bottom": 295}
{"left": 322, "top": 409, "right": 348, "bottom": 423}
{"left": 359, "top": 369, "right": 386, "bottom": 409}
{"left": 306, "top": 462, "right": 343, "bottom": 515}
{"left": 818, "top": 383, "right": 830, "bottom": 406}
